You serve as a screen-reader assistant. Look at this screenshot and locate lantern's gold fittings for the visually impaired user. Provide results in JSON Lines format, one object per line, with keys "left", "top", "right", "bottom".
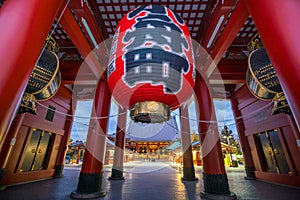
{"left": 130, "top": 101, "right": 170, "bottom": 123}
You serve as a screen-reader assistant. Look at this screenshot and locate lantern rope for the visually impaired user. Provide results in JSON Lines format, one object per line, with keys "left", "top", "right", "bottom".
{"left": 35, "top": 101, "right": 127, "bottom": 119}
{"left": 46, "top": 101, "right": 273, "bottom": 139}
{"left": 171, "top": 101, "right": 273, "bottom": 126}
{"left": 69, "top": 119, "right": 133, "bottom": 147}
{"left": 35, "top": 100, "right": 273, "bottom": 128}
{"left": 70, "top": 117, "right": 131, "bottom": 134}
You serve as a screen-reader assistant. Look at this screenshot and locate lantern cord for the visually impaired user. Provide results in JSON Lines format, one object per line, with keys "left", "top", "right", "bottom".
{"left": 36, "top": 100, "right": 273, "bottom": 126}
{"left": 48, "top": 0, "right": 71, "bottom": 40}
{"left": 35, "top": 101, "right": 127, "bottom": 119}
{"left": 69, "top": 117, "right": 132, "bottom": 143}
{"left": 172, "top": 101, "right": 273, "bottom": 126}
{"left": 70, "top": 121, "right": 133, "bottom": 148}
{"left": 70, "top": 114, "right": 209, "bottom": 139}
{"left": 70, "top": 117, "right": 131, "bottom": 134}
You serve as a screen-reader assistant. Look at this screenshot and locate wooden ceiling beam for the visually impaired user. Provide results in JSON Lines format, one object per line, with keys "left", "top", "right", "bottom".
{"left": 59, "top": 1, "right": 104, "bottom": 80}
{"left": 200, "top": 0, "right": 236, "bottom": 53}
{"left": 205, "top": 0, "right": 249, "bottom": 77}
{"left": 68, "top": 0, "right": 106, "bottom": 47}
{"left": 88, "top": 0, "right": 109, "bottom": 40}
{"left": 209, "top": 58, "right": 247, "bottom": 85}
{"left": 216, "top": 59, "right": 247, "bottom": 74}
{"left": 209, "top": 77, "right": 245, "bottom": 85}
{"left": 60, "top": 60, "right": 97, "bottom": 85}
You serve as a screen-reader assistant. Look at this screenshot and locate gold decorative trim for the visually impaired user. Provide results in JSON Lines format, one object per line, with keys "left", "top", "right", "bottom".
{"left": 246, "top": 50, "right": 278, "bottom": 100}
{"left": 45, "top": 35, "right": 59, "bottom": 54}
{"left": 35, "top": 71, "right": 61, "bottom": 101}
{"left": 246, "top": 61, "right": 276, "bottom": 100}
{"left": 18, "top": 92, "right": 37, "bottom": 115}
{"left": 247, "top": 33, "right": 263, "bottom": 52}
{"left": 31, "top": 51, "right": 61, "bottom": 100}
{"left": 271, "top": 92, "right": 292, "bottom": 115}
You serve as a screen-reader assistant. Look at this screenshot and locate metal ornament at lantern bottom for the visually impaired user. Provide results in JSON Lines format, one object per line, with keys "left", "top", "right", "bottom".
{"left": 130, "top": 101, "right": 170, "bottom": 123}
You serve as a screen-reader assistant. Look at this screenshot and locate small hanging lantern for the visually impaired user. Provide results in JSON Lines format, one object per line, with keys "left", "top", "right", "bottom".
{"left": 246, "top": 34, "right": 291, "bottom": 115}
{"left": 18, "top": 35, "right": 61, "bottom": 114}
{"left": 25, "top": 48, "right": 60, "bottom": 100}
{"left": 107, "top": 5, "right": 195, "bottom": 123}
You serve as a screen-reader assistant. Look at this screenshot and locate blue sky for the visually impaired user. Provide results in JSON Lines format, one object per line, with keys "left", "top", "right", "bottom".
{"left": 70, "top": 99, "right": 238, "bottom": 142}
{"left": 71, "top": 100, "right": 93, "bottom": 141}
{"left": 69, "top": 23, "right": 240, "bottom": 143}
{"left": 213, "top": 100, "right": 238, "bottom": 139}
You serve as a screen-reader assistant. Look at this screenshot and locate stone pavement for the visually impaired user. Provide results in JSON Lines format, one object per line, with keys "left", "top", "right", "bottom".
{"left": 0, "top": 161, "right": 300, "bottom": 199}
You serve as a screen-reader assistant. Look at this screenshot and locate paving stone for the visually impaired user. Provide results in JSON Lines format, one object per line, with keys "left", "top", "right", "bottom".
{"left": 0, "top": 161, "right": 300, "bottom": 200}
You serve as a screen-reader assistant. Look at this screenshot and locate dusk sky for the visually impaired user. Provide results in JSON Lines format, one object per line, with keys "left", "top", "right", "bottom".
{"left": 70, "top": 98, "right": 238, "bottom": 142}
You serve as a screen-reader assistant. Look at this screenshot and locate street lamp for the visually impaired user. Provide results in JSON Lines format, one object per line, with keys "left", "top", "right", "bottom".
{"left": 221, "top": 125, "right": 233, "bottom": 147}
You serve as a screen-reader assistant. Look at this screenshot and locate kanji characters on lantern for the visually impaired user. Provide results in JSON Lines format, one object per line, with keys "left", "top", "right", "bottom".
{"left": 107, "top": 5, "right": 195, "bottom": 123}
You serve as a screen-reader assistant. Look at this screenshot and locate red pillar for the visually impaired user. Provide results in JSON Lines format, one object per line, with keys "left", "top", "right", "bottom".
{"left": 230, "top": 97, "right": 256, "bottom": 179}
{"left": 0, "top": 0, "right": 63, "bottom": 152}
{"left": 54, "top": 110, "right": 73, "bottom": 177}
{"left": 288, "top": 116, "right": 300, "bottom": 141}
{"left": 110, "top": 106, "right": 127, "bottom": 180}
{"left": 194, "top": 72, "right": 236, "bottom": 198}
{"left": 71, "top": 74, "right": 111, "bottom": 198}
{"left": 243, "top": 0, "right": 300, "bottom": 130}
{"left": 179, "top": 106, "right": 197, "bottom": 181}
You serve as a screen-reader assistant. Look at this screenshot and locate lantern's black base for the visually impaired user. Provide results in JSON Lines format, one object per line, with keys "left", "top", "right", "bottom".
{"left": 200, "top": 192, "right": 237, "bottom": 200}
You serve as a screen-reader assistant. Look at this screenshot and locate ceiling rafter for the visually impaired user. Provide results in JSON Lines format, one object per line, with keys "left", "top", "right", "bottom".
{"left": 60, "top": 60, "right": 96, "bottom": 85}
{"left": 88, "top": 0, "right": 110, "bottom": 40}
{"left": 200, "top": 0, "right": 236, "bottom": 53}
{"left": 210, "top": 59, "right": 247, "bottom": 85}
{"left": 205, "top": 0, "right": 250, "bottom": 77}
{"left": 59, "top": 1, "right": 104, "bottom": 80}
{"left": 69, "top": 0, "right": 105, "bottom": 46}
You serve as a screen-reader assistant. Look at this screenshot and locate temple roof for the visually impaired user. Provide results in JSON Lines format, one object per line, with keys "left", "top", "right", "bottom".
{"left": 165, "top": 141, "right": 181, "bottom": 150}
{"left": 127, "top": 115, "right": 180, "bottom": 142}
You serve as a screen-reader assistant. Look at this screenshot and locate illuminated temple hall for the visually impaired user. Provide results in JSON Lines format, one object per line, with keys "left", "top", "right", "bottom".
{"left": 1, "top": 1, "right": 300, "bottom": 200}
{"left": 126, "top": 116, "right": 180, "bottom": 159}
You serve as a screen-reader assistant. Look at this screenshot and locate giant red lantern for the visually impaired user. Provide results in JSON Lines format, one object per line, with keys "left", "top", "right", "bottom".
{"left": 107, "top": 5, "right": 195, "bottom": 123}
